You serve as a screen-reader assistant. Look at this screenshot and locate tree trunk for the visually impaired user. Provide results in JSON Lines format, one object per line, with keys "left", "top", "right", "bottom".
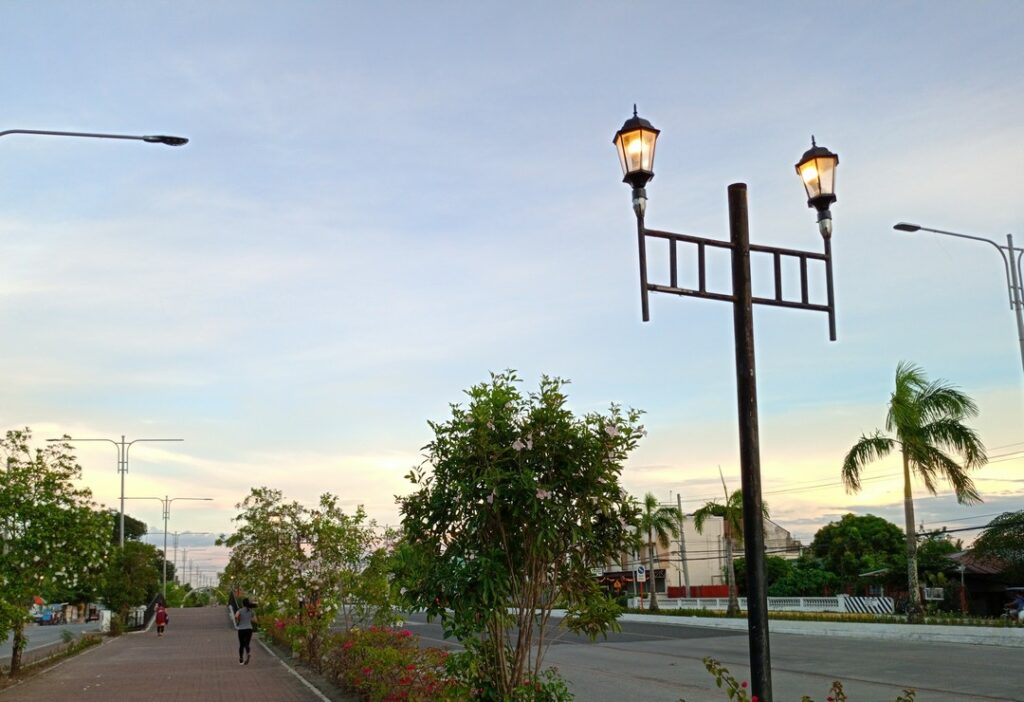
{"left": 10, "top": 620, "right": 25, "bottom": 675}
{"left": 647, "top": 528, "right": 659, "bottom": 611}
{"left": 725, "top": 524, "right": 740, "bottom": 616}
{"left": 902, "top": 452, "right": 922, "bottom": 622}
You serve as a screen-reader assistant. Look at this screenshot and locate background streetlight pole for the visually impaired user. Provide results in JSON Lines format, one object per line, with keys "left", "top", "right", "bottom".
{"left": 894, "top": 222, "right": 1024, "bottom": 375}
{"left": 127, "top": 496, "right": 212, "bottom": 596}
{"left": 614, "top": 110, "right": 839, "bottom": 702}
{"left": 48, "top": 437, "right": 184, "bottom": 546}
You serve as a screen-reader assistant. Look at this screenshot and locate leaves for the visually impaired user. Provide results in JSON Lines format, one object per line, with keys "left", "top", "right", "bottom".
{"left": 0, "top": 429, "right": 111, "bottom": 673}
{"left": 397, "top": 371, "right": 643, "bottom": 695}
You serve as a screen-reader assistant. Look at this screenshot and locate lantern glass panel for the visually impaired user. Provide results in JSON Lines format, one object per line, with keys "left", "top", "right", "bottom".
{"left": 616, "top": 128, "right": 657, "bottom": 177}
{"left": 799, "top": 155, "right": 837, "bottom": 200}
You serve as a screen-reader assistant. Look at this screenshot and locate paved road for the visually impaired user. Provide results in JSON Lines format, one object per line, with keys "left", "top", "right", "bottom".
{"left": 401, "top": 612, "right": 1023, "bottom": 701}
{"left": 0, "top": 621, "right": 102, "bottom": 659}
{"left": 0, "top": 608, "right": 325, "bottom": 701}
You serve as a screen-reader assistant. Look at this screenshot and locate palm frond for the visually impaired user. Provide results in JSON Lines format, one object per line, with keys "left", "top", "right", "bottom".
{"left": 886, "top": 362, "right": 927, "bottom": 433}
{"left": 841, "top": 433, "right": 895, "bottom": 492}
{"left": 916, "top": 380, "right": 979, "bottom": 423}
{"left": 918, "top": 445, "right": 983, "bottom": 505}
{"left": 921, "top": 417, "right": 988, "bottom": 469}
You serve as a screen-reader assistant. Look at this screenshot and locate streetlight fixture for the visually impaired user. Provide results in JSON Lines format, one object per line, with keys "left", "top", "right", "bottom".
{"left": 893, "top": 222, "right": 1024, "bottom": 375}
{"left": 126, "top": 496, "right": 213, "bottom": 597}
{"left": 614, "top": 107, "right": 840, "bottom": 702}
{"left": 0, "top": 128, "right": 188, "bottom": 146}
{"left": 47, "top": 436, "right": 184, "bottom": 547}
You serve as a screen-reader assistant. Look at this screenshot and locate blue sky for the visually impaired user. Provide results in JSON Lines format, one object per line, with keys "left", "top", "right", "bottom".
{"left": 2, "top": 3, "right": 1022, "bottom": 579}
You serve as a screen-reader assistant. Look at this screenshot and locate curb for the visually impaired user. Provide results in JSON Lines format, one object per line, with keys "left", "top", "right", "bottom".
{"left": 616, "top": 612, "right": 1024, "bottom": 648}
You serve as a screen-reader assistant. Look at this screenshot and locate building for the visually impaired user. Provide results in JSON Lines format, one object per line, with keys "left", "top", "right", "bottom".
{"left": 600, "top": 511, "right": 802, "bottom": 598}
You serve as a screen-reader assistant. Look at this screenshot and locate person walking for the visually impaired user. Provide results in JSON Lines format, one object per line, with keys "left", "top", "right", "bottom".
{"left": 155, "top": 604, "right": 169, "bottom": 637}
{"left": 234, "top": 598, "right": 257, "bottom": 665}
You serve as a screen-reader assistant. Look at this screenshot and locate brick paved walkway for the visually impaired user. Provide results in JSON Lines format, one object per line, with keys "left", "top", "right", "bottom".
{"left": 1, "top": 607, "right": 326, "bottom": 701}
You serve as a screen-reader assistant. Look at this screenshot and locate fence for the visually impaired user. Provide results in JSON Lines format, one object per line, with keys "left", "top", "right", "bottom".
{"left": 629, "top": 594, "right": 894, "bottom": 614}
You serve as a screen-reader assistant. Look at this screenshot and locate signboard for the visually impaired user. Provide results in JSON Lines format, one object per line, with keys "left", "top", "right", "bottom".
{"left": 635, "top": 565, "right": 647, "bottom": 582}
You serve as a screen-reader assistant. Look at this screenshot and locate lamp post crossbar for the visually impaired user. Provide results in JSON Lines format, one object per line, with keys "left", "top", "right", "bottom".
{"left": 640, "top": 226, "right": 837, "bottom": 338}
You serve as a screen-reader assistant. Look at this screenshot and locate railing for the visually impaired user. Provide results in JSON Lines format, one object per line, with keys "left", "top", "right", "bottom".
{"left": 629, "top": 594, "right": 894, "bottom": 614}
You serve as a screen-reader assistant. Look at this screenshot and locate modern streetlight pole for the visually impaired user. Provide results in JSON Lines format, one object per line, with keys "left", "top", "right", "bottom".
{"left": 47, "top": 437, "right": 184, "bottom": 547}
{"left": 613, "top": 107, "right": 840, "bottom": 702}
{"left": 893, "top": 222, "right": 1024, "bottom": 375}
{"left": 126, "top": 496, "right": 213, "bottom": 597}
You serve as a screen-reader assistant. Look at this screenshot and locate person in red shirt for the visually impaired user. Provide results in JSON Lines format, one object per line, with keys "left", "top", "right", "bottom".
{"left": 155, "top": 604, "right": 168, "bottom": 637}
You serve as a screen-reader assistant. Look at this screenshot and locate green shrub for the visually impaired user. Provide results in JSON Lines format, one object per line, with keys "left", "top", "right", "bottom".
{"left": 444, "top": 639, "right": 572, "bottom": 702}
{"left": 320, "top": 626, "right": 456, "bottom": 701}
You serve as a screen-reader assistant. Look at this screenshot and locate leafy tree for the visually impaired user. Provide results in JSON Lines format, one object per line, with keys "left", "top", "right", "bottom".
{"left": 810, "top": 513, "right": 904, "bottom": 587}
{"left": 767, "top": 561, "right": 840, "bottom": 597}
{"left": 693, "top": 487, "right": 767, "bottom": 616}
{"left": 0, "top": 430, "right": 110, "bottom": 674}
{"left": 100, "top": 541, "right": 161, "bottom": 616}
{"left": 110, "top": 511, "right": 147, "bottom": 544}
{"left": 841, "top": 362, "right": 987, "bottom": 619}
{"left": 733, "top": 555, "right": 793, "bottom": 594}
{"left": 397, "top": 372, "right": 642, "bottom": 698}
{"left": 221, "top": 487, "right": 389, "bottom": 662}
{"left": 970, "top": 510, "right": 1024, "bottom": 581}
{"left": 636, "top": 492, "right": 681, "bottom": 611}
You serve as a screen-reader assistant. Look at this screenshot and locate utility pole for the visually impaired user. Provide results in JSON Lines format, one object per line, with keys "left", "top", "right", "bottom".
{"left": 677, "top": 492, "right": 691, "bottom": 597}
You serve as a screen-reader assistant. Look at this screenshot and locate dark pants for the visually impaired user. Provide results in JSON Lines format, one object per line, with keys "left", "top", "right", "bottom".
{"left": 237, "top": 628, "right": 253, "bottom": 659}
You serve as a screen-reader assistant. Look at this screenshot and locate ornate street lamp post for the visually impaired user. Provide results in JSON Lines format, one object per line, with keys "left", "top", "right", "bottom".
{"left": 614, "top": 107, "right": 840, "bottom": 702}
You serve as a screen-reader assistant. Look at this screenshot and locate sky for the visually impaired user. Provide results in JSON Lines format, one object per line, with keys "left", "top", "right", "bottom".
{"left": 1, "top": 2, "right": 1022, "bottom": 583}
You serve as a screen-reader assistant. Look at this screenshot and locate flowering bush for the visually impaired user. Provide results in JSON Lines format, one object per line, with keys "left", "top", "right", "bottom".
{"left": 320, "top": 626, "right": 457, "bottom": 701}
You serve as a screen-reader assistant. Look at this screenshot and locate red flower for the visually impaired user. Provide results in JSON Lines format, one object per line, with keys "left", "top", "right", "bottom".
{"left": 361, "top": 666, "right": 372, "bottom": 675}
{"left": 741, "top": 681, "right": 748, "bottom": 688}
{"left": 400, "top": 629, "right": 412, "bottom": 637}
{"left": 405, "top": 663, "right": 416, "bottom": 671}
{"left": 399, "top": 676, "right": 412, "bottom": 685}
{"left": 342, "top": 640, "right": 354, "bottom": 650}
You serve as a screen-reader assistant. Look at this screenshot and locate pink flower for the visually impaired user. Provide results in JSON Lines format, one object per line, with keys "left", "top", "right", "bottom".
{"left": 487, "top": 491, "right": 495, "bottom": 504}
{"left": 536, "top": 488, "right": 551, "bottom": 500}
{"left": 400, "top": 629, "right": 412, "bottom": 637}
{"left": 741, "top": 681, "right": 748, "bottom": 688}
{"left": 512, "top": 439, "right": 525, "bottom": 451}
{"left": 604, "top": 424, "right": 619, "bottom": 437}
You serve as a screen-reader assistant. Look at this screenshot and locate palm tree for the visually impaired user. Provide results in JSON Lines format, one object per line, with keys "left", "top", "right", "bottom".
{"left": 842, "top": 361, "right": 987, "bottom": 620}
{"left": 693, "top": 486, "right": 767, "bottom": 616}
{"left": 636, "top": 492, "right": 682, "bottom": 611}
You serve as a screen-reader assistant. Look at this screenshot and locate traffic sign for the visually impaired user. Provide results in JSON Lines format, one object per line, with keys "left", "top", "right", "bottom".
{"left": 635, "top": 565, "right": 647, "bottom": 582}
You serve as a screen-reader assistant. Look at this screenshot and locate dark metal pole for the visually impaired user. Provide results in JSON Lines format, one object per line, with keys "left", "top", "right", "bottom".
{"left": 634, "top": 188, "right": 651, "bottom": 322}
{"left": 823, "top": 236, "right": 837, "bottom": 342}
{"left": 728, "top": 183, "right": 772, "bottom": 702}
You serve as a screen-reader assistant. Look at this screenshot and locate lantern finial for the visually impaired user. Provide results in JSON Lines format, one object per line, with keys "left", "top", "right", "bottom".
{"left": 633, "top": 104, "right": 638, "bottom": 118}
{"left": 811, "top": 135, "right": 816, "bottom": 147}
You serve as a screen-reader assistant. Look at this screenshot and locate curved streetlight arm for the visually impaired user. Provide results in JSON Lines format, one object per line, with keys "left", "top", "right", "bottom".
{"left": 0, "top": 129, "right": 188, "bottom": 146}
{"left": 894, "top": 223, "right": 1016, "bottom": 309}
